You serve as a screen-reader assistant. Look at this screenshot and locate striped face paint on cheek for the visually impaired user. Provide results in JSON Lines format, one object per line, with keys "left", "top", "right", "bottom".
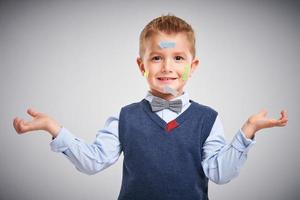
{"left": 182, "top": 64, "right": 190, "bottom": 81}
{"left": 144, "top": 70, "right": 149, "bottom": 78}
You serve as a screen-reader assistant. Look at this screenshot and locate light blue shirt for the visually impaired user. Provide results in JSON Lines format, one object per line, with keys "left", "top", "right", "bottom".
{"left": 50, "top": 92, "right": 255, "bottom": 184}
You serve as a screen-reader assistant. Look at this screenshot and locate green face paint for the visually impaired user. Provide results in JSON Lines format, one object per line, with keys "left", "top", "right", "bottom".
{"left": 182, "top": 64, "right": 190, "bottom": 81}
{"left": 144, "top": 70, "right": 149, "bottom": 78}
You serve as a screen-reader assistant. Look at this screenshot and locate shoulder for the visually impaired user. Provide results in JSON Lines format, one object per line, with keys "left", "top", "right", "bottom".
{"left": 190, "top": 100, "right": 219, "bottom": 138}
{"left": 121, "top": 101, "right": 143, "bottom": 111}
{"left": 120, "top": 99, "right": 147, "bottom": 117}
{"left": 190, "top": 100, "right": 218, "bottom": 116}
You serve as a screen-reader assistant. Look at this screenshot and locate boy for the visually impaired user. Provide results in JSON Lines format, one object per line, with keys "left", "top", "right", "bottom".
{"left": 13, "top": 15, "right": 288, "bottom": 200}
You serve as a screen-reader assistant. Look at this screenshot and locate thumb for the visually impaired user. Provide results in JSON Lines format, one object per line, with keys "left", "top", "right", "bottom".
{"left": 259, "top": 109, "right": 268, "bottom": 117}
{"left": 27, "top": 108, "right": 39, "bottom": 118}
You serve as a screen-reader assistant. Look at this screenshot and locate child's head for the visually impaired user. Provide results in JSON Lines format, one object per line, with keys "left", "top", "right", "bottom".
{"left": 139, "top": 15, "right": 196, "bottom": 59}
{"left": 137, "top": 15, "right": 199, "bottom": 100}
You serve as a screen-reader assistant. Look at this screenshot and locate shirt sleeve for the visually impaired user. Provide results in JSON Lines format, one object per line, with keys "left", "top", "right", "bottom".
{"left": 201, "top": 115, "right": 256, "bottom": 184}
{"left": 50, "top": 112, "right": 121, "bottom": 175}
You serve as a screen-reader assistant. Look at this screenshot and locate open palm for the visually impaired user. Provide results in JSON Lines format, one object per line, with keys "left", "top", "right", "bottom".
{"left": 248, "top": 110, "right": 288, "bottom": 132}
{"left": 13, "top": 109, "right": 49, "bottom": 134}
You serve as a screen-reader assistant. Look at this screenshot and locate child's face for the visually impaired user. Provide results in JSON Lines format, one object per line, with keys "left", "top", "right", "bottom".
{"left": 137, "top": 32, "right": 199, "bottom": 100}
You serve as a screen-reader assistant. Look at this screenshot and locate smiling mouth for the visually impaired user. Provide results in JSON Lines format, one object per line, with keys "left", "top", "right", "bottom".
{"left": 157, "top": 77, "right": 177, "bottom": 81}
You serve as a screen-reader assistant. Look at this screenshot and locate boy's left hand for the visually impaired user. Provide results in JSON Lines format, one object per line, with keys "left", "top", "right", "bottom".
{"left": 242, "top": 110, "right": 288, "bottom": 139}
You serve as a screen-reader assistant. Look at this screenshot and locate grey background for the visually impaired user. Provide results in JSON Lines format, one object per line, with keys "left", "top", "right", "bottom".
{"left": 1, "top": 0, "right": 299, "bottom": 199}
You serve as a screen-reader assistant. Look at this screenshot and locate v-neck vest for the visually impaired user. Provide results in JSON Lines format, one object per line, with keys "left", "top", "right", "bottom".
{"left": 118, "top": 99, "right": 218, "bottom": 200}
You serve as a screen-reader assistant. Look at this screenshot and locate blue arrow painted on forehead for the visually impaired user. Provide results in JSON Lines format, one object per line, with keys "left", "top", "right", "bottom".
{"left": 159, "top": 41, "right": 176, "bottom": 48}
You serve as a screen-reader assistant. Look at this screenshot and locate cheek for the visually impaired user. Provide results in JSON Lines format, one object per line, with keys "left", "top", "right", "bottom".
{"left": 147, "top": 64, "right": 162, "bottom": 75}
{"left": 175, "top": 67, "right": 185, "bottom": 76}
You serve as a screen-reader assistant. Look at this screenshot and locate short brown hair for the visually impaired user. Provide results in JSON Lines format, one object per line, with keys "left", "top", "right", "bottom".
{"left": 139, "top": 14, "right": 196, "bottom": 58}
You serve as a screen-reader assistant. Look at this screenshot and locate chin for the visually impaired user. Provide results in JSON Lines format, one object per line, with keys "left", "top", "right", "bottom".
{"left": 154, "top": 85, "right": 180, "bottom": 93}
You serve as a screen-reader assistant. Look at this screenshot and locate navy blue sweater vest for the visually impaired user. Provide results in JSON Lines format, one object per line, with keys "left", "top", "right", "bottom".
{"left": 118, "top": 99, "right": 217, "bottom": 200}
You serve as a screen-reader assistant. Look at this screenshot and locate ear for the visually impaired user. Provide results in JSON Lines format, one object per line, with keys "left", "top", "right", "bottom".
{"left": 137, "top": 57, "right": 145, "bottom": 76}
{"left": 190, "top": 58, "right": 199, "bottom": 76}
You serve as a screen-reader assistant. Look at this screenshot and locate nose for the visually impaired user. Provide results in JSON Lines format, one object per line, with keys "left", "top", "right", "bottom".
{"left": 162, "top": 58, "right": 173, "bottom": 73}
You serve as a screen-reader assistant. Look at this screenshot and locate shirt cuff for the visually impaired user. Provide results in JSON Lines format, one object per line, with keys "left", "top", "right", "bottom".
{"left": 50, "top": 127, "right": 76, "bottom": 152}
{"left": 231, "top": 129, "right": 256, "bottom": 153}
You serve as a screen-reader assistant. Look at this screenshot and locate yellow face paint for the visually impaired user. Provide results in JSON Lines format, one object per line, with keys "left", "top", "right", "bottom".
{"left": 144, "top": 70, "right": 149, "bottom": 78}
{"left": 182, "top": 64, "right": 190, "bottom": 81}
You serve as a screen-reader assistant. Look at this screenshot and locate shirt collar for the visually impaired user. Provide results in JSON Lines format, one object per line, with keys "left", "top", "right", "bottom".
{"left": 145, "top": 91, "right": 190, "bottom": 108}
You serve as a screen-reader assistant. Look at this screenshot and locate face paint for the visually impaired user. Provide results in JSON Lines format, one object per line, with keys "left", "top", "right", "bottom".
{"left": 159, "top": 41, "right": 176, "bottom": 49}
{"left": 144, "top": 70, "right": 149, "bottom": 78}
{"left": 163, "top": 85, "right": 178, "bottom": 96}
{"left": 182, "top": 64, "right": 190, "bottom": 81}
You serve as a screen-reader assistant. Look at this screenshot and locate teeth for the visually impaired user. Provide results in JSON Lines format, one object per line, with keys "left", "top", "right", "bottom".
{"left": 159, "top": 78, "right": 174, "bottom": 80}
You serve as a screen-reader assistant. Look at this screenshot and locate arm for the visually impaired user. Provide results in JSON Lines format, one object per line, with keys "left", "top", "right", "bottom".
{"left": 13, "top": 108, "right": 121, "bottom": 175}
{"left": 202, "top": 110, "right": 288, "bottom": 184}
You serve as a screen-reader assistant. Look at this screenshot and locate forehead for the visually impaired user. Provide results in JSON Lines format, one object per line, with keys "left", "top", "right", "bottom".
{"left": 144, "top": 32, "right": 191, "bottom": 52}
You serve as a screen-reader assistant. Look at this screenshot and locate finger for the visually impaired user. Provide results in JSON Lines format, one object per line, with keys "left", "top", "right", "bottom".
{"left": 14, "top": 118, "right": 23, "bottom": 134}
{"left": 17, "top": 120, "right": 34, "bottom": 133}
{"left": 281, "top": 110, "right": 288, "bottom": 120}
{"left": 27, "top": 108, "right": 39, "bottom": 118}
{"left": 278, "top": 118, "right": 288, "bottom": 124}
{"left": 13, "top": 117, "right": 22, "bottom": 133}
{"left": 278, "top": 122, "right": 288, "bottom": 127}
{"left": 273, "top": 118, "right": 288, "bottom": 127}
{"left": 278, "top": 111, "right": 288, "bottom": 122}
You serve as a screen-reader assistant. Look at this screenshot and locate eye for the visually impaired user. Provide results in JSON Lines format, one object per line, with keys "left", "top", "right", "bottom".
{"left": 174, "top": 56, "right": 184, "bottom": 61}
{"left": 151, "top": 56, "right": 162, "bottom": 61}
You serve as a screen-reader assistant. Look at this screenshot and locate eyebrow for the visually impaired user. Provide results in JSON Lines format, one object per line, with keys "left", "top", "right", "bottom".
{"left": 172, "top": 51, "right": 188, "bottom": 56}
{"left": 149, "top": 51, "right": 163, "bottom": 56}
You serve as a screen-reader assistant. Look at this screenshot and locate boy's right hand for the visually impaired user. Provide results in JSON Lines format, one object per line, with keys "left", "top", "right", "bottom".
{"left": 13, "top": 108, "right": 61, "bottom": 138}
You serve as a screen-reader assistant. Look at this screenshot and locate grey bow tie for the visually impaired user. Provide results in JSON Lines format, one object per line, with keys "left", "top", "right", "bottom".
{"left": 150, "top": 96, "right": 183, "bottom": 114}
